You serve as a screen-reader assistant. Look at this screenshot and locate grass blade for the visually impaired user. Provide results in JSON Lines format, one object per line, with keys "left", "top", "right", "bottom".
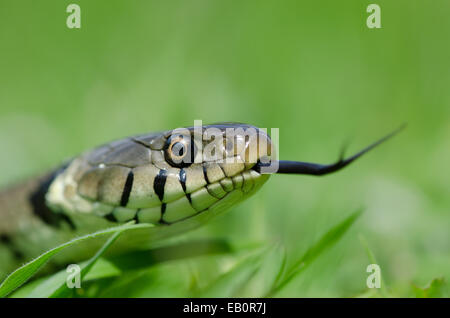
{"left": 413, "top": 278, "right": 449, "bottom": 298}
{"left": 0, "top": 222, "right": 151, "bottom": 298}
{"left": 22, "top": 258, "right": 121, "bottom": 298}
{"left": 49, "top": 226, "right": 128, "bottom": 298}
{"left": 267, "top": 209, "right": 363, "bottom": 296}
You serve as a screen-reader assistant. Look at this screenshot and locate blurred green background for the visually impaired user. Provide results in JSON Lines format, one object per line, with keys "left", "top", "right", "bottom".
{"left": 0, "top": 0, "right": 449, "bottom": 297}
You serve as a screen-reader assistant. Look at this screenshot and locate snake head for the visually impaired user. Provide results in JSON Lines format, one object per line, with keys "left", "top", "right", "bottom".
{"left": 45, "top": 123, "right": 274, "bottom": 228}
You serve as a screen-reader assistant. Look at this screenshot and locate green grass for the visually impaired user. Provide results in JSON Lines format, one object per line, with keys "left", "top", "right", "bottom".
{"left": 3, "top": 209, "right": 445, "bottom": 298}
{"left": 0, "top": 0, "right": 449, "bottom": 297}
{"left": 3, "top": 210, "right": 371, "bottom": 298}
{"left": 0, "top": 222, "right": 153, "bottom": 297}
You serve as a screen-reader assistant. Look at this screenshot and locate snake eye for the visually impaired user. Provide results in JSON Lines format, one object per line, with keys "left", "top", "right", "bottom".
{"left": 164, "top": 134, "right": 196, "bottom": 168}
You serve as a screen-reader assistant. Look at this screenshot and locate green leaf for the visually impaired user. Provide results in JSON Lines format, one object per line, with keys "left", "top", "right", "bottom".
{"left": 267, "top": 209, "right": 363, "bottom": 296}
{"left": 413, "top": 278, "right": 448, "bottom": 298}
{"left": 0, "top": 222, "right": 152, "bottom": 298}
{"left": 10, "top": 258, "right": 121, "bottom": 298}
{"left": 83, "top": 258, "right": 122, "bottom": 281}
{"left": 49, "top": 227, "right": 126, "bottom": 298}
{"left": 7, "top": 277, "right": 45, "bottom": 298}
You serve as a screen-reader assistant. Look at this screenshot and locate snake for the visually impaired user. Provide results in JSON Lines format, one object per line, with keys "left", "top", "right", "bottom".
{"left": 0, "top": 123, "right": 403, "bottom": 279}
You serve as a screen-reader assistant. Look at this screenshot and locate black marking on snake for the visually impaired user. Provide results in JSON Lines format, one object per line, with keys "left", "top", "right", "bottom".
{"left": 29, "top": 161, "right": 76, "bottom": 230}
{"left": 0, "top": 234, "right": 24, "bottom": 260}
{"left": 154, "top": 169, "right": 167, "bottom": 202}
{"left": 120, "top": 170, "right": 134, "bottom": 207}
{"left": 105, "top": 211, "right": 116, "bottom": 222}
{"left": 179, "top": 168, "right": 187, "bottom": 193}
{"left": 186, "top": 193, "right": 192, "bottom": 204}
{"left": 159, "top": 203, "right": 169, "bottom": 224}
{"left": 179, "top": 168, "right": 193, "bottom": 205}
{"left": 202, "top": 165, "right": 210, "bottom": 184}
